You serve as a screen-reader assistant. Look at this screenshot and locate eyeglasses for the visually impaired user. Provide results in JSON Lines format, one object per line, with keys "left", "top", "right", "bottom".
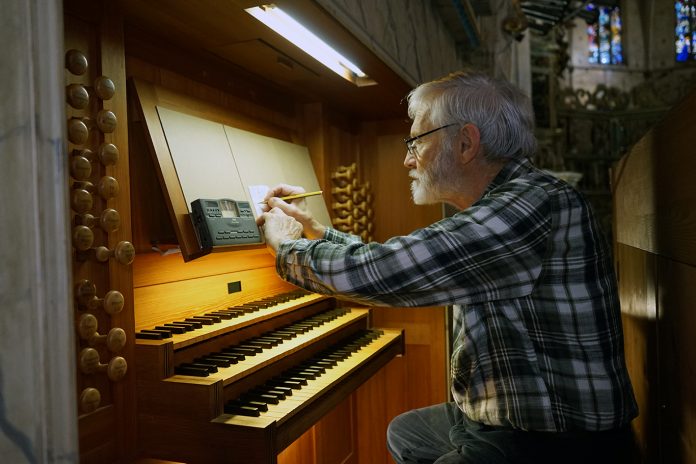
{"left": 403, "top": 124, "right": 456, "bottom": 158}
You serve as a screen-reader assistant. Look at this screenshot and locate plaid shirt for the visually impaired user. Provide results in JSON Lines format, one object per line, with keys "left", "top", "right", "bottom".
{"left": 276, "top": 157, "right": 638, "bottom": 432}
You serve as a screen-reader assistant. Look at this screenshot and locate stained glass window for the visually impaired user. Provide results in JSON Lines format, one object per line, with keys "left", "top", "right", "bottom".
{"left": 587, "top": 4, "right": 623, "bottom": 65}
{"left": 675, "top": 0, "right": 696, "bottom": 62}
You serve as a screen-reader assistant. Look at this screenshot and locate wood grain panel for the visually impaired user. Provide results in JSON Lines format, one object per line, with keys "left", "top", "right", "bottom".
{"left": 656, "top": 257, "right": 696, "bottom": 464}
{"left": 133, "top": 248, "right": 275, "bottom": 288}
{"left": 613, "top": 88, "right": 696, "bottom": 265}
{"left": 133, "top": 266, "right": 295, "bottom": 330}
{"left": 356, "top": 307, "right": 448, "bottom": 463}
{"left": 614, "top": 243, "right": 658, "bottom": 463}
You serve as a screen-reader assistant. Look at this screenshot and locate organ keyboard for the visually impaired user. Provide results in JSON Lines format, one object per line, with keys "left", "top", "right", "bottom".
{"left": 136, "top": 289, "right": 404, "bottom": 463}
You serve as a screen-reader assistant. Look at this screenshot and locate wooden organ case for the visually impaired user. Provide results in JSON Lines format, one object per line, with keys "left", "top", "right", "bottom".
{"left": 64, "top": 1, "right": 447, "bottom": 463}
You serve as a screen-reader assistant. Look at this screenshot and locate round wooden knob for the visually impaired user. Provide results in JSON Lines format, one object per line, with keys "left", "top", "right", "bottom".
{"left": 85, "top": 290, "right": 121, "bottom": 312}
{"left": 99, "top": 208, "right": 121, "bottom": 233}
{"left": 94, "top": 76, "right": 115, "bottom": 100}
{"left": 106, "top": 356, "right": 127, "bottom": 381}
{"left": 66, "top": 84, "right": 89, "bottom": 109}
{"left": 97, "top": 176, "right": 119, "bottom": 199}
{"left": 65, "top": 49, "right": 88, "bottom": 75}
{"left": 106, "top": 328, "right": 127, "bottom": 352}
{"left": 74, "top": 279, "right": 97, "bottom": 305}
{"left": 96, "top": 110, "right": 117, "bottom": 133}
{"left": 72, "top": 225, "right": 94, "bottom": 251}
{"left": 95, "top": 241, "right": 135, "bottom": 265}
{"left": 79, "top": 347, "right": 101, "bottom": 374}
{"left": 70, "top": 153, "right": 92, "bottom": 180}
{"left": 79, "top": 387, "right": 101, "bottom": 414}
{"left": 97, "top": 143, "right": 119, "bottom": 166}
{"left": 71, "top": 189, "right": 92, "bottom": 213}
{"left": 114, "top": 241, "right": 135, "bottom": 265}
{"left": 78, "top": 313, "right": 99, "bottom": 340}
{"left": 88, "top": 327, "right": 126, "bottom": 353}
{"left": 67, "top": 118, "right": 89, "bottom": 145}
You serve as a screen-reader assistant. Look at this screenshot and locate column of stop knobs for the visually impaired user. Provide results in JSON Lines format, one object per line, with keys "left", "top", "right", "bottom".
{"left": 66, "top": 48, "right": 132, "bottom": 416}
{"left": 330, "top": 163, "right": 374, "bottom": 242}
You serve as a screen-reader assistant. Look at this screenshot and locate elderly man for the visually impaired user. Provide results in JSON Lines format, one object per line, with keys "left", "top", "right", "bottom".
{"left": 257, "top": 70, "right": 637, "bottom": 464}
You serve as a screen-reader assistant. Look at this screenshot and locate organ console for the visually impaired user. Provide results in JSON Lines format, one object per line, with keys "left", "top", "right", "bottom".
{"left": 134, "top": 288, "right": 404, "bottom": 463}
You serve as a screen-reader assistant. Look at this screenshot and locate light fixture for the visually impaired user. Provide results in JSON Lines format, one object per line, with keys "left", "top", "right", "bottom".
{"left": 245, "top": 4, "right": 376, "bottom": 86}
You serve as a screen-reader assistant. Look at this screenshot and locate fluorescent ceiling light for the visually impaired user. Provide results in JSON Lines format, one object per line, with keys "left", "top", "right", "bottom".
{"left": 245, "top": 4, "right": 375, "bottom": 86}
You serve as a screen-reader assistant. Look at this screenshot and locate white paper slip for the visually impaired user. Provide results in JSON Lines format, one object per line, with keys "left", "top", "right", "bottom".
{"left": 248, "top": 184, "right": 270, "bottom": 217}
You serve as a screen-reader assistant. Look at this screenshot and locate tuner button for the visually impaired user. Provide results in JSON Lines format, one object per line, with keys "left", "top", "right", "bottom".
{"left": 100, "top": 208, "right": 121, "bottom": 233}
{"left": 78, "top": 313, "right": 98, "bottom": 340}
{"left": 75, "top": 279, "right": 97, "bottom": 305}
{"left": 97, "top": 176, "right": 119, "bottom": 199}
{"left": 70, "top": 154, "right": 92, "bottom": 180}
{"left": 107, "top": 356, "right": 127, "bottom": 381}
{"left": 105, "top": 328, "right": 127, "bottom": 352}
{"left": 66, "top": 84, "right": 89, "bottom": 109}
{"left": 114, "top": 241, "right": 135, "bottom": 265}
{"left": 72, "top": 225, "right": 94, "bottom": 251}
{"left": 79, "top": 387, "right": 101, "bottom": 414}
{"left": 65, "top": 49, "right": 88, "bottom": 75}
{"left": 67, "top": 118, "right": 89, "bottom": 145}
{"left": 103, "top": 290, "right": 124, "bottom": 314}
{"left": 97, "top": 143, "right": 119, "bottom": 166}
{"left": 96, "top": 110, "right": 117, "bottom": 133}
{"left": 79, "top": 347, "right": 101, "bottom": 374}
{"left": 94, "top": 76, "right": 115, "bottom": 100}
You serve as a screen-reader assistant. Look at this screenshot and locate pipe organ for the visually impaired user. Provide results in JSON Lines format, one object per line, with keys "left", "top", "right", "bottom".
{"left": 63, "top": 1, "right": 446, "bottom": 462}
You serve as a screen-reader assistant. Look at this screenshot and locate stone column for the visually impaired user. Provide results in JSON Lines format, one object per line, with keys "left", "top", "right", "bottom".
{"left": 0, "top": 0, "right": 78, "bottom": 462}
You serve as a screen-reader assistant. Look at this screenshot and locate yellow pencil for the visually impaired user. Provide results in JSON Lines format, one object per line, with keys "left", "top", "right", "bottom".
{"left": 258, "top": 190, "right": 323, "bottom": 204}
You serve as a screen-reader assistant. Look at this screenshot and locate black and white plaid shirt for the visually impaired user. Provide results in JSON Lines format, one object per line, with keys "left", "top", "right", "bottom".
{"left": 276, "top": 157, "right": 638, "bottom": 432}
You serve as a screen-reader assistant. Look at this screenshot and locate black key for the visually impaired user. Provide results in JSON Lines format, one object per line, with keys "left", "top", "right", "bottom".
{"left": 156, "top": 325, "right": 185, "bottom": 334}
{"left": 187, "top": 317, "right": 215, "bottom": 325}
{"left": 222, "top": 347, "right": 257, "bottom": 356}
{"left": 140, "top": 329, "right": 172, "bottom": 339}
{"left": 242, "top": 392, "right": 279, "bottom": 405}
{"left": 224, "top": 403, "right": 260, "bottom": 417}
{"left": 179, "top": 362, "right": 217, "bottom": 373}
{"left": 226, "top": 398, "right": 268, "bottom": 413}
{"left": 261, "top": 389, "right": 286, "bottom": 400}
{"left": 237, "top": 344, "right": 263, "bottom": 353}
{"left": 196, "top": 356, "right": 230, "bottom": 368}
{"left": 268, "top": 378, "right": 302, "bottom": 390}
{"left": 246, "top": 400, "right": 269, "bottom": 412}
{"left": 206, "top": 311, "right": 232, "bottom": 320}
{"left": 135, "top": 331, "right": 163, "bottom": 340}
{"left": 174, "top": 365, "right": 209, "bottom": 377}
{"left": 168, "top": 322, "right": 197, "bottom": 330}
{"left": 178, "top": 320, "right": 203, "bottom": 329}
{"left": 213, "top": 353, "right": 242, "bottom": 363}
{"left": 246, "top": 339, "right": 274, "bottom": 348}
{"left": 288, "top": 370, "right": 318, "bottom": 380}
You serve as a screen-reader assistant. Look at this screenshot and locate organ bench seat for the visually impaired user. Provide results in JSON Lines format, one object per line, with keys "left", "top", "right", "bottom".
{"left": 135, "top": 290, "right": 404, "bottom": 463}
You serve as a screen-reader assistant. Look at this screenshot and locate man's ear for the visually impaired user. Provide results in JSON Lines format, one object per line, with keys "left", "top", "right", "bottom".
{"left": 458, "top": 124, "right": 481, "bottom": 164}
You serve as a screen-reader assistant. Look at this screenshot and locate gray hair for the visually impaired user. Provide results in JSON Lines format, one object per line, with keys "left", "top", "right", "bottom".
{"left": 406, "top": 70, "right": 537, "bottom": 161}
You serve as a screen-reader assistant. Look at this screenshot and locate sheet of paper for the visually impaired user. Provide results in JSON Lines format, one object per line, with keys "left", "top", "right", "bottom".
{"left": 248, "top": 184, "right": 269, "bottom": 217}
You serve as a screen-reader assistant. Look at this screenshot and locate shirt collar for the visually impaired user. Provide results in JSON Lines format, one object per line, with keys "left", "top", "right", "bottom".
{"left": 483, "top": 157, "right": 534, "bottom": 196}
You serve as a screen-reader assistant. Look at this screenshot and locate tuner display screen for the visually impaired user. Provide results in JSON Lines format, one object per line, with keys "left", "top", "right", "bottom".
{"left": 218, "top": 199, "right": 238, "bottom": 218}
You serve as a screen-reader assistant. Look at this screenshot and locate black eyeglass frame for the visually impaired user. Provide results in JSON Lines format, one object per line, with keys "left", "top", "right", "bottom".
{"left": 403, "top": 123, "right": 457, "bottom": 158}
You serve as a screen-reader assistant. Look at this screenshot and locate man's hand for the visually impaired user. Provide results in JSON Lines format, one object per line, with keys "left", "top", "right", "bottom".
{"left": 256, "top": 183, "right": 327, "bottom": 240}
{"left": 261, "top": 207, "right": 304, "bottom": 255}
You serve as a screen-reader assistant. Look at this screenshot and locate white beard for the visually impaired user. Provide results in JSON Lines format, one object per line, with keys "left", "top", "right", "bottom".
{"left": 409, "top": 168, "right": 440, "bottom": 205}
